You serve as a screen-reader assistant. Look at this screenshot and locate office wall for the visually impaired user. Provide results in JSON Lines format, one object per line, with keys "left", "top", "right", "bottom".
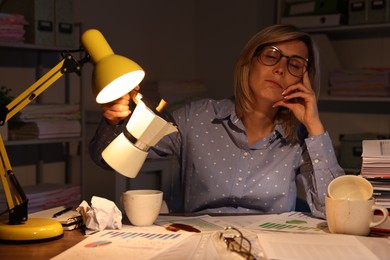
{"left": 74, "top": 0, "right": 277, "bottom": 203}
{"left": 74, "top": 0, "right": 275, "bottom": 111}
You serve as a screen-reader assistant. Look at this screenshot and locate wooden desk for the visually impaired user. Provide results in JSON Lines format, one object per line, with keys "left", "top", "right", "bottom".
{"left": 0, "top": 228, "right": 85, "bottom": 260}
{"left": 0, "top": 215, "right": 388, "bottom": 259}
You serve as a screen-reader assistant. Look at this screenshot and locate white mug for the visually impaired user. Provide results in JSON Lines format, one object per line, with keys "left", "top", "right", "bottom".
{"left": 325, "top": 196, "right": 388, "bottom": 236}
{"left": 121, "top": 189, "right": 163, "bottom": 226}
{"left": 328, "top": 175, "right": 373, "bottom": 201}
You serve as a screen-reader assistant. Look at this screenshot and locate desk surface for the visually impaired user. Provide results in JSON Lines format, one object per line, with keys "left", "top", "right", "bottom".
{"left": 0, "top": 215, "right": 388, "bottom": 259}
{"left": 0, "top": 228, "right": 85, "bottom": 260}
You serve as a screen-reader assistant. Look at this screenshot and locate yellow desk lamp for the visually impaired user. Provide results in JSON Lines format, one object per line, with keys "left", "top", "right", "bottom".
{"left": 0, "top": 29, "right": 151, "bottom": 242}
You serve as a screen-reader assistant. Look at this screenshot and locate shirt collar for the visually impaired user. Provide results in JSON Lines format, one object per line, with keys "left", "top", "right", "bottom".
{"left": 212, "top": 98, "right": 287, "bottom": 144}
{"left": 214, "top": 97, "right": 236, "bottom": 120}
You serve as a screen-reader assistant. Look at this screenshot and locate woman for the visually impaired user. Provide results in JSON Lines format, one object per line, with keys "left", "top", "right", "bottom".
{"left": 89, "top": 24, "right": 344, "bottom": 218}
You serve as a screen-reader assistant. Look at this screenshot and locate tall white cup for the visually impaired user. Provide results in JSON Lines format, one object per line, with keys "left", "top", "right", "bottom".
{"left": 325, "top": 196, "right": 388, "bottom": 236}
{"left": 121, "top": 190, "right": 163, "bottom": 226}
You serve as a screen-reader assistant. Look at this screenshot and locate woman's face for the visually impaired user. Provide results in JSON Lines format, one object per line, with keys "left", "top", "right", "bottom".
{"left": 248, "top": 40, "right": 309, "bottom": 106}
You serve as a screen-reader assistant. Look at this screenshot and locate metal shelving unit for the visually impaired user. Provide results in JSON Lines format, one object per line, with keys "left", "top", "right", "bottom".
{"left": 0, "top": 42, "right": 85, "bottom": 195}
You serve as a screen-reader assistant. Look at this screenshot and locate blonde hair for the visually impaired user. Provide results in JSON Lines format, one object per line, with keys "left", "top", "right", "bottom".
{"left": 233, "top": 24, "right": 320, "bottom": 143}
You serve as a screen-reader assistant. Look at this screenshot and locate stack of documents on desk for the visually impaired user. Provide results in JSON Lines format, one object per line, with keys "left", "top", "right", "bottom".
{"left": 50, "top": 212, "right": 388, "bottom": 260}
{"left": 361, "top": 139, "right": 390, "bottom": 210}
{"left": 8, "top": 104, "right": 81, "bottom": 140}
{"left": 361, "top": 139, "right": 390, "bottom": 178}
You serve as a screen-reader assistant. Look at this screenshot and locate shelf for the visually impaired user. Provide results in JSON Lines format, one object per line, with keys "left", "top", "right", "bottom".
{"left": 4, "top": 136, "right": 83, "bottom": 146}
{"left": 303, "top": 23, "right": 390, "bottom": 39}
{"left": 0, "top": 44, "right": 84, "bottom": 180}
{"left": 0, "top": 42, "right": 78, "bottom": 51}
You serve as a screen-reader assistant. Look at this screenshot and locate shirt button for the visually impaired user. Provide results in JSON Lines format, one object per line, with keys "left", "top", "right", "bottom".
{"left": 243, "top": 152, "right": 249, "bottom": 157}
{"left": 238, "top": 177, "right": 243, "bottom": 182}
{"left": 314, "top": 159, "right": 319, "bottom": 163}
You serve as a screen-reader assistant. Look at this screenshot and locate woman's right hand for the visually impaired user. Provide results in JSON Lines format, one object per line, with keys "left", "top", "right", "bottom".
{"left": 101, "top": 86, "right": 139, "bottom": 125}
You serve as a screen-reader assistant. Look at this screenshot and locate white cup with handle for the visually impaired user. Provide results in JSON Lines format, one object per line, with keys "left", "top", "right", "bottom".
{"left": 325, "top": 196, "right": 388, "bottom": 236}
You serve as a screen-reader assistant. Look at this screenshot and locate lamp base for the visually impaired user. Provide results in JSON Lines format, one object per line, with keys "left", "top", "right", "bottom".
{"left": 0, "top": 218, "right": 63, "bottom": 243}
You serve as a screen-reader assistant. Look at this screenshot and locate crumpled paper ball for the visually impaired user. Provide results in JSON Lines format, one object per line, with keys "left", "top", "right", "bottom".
{"left": 77, "top": 196, "right": 122, "bottom": 235}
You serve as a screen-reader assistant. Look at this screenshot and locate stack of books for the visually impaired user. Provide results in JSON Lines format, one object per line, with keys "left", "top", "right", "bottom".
{"left": 329, "top": 68, "right": 390, "bottom": 97}
{"left": 361, "top": 139, "right": 390, "bottom": 232}
{"left": 8, "top": 104, "right": 81, "bottom": 140}
{"left": 361, "top": 139, "right": 390, "bottom": 209}
{"left": 0, "top": 13, "right": 27, "bottom": 43}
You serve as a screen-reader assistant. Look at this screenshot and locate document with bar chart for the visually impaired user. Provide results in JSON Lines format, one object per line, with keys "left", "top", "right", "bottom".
{"left": 245, "top": 211, "right": 328, "bottom": 233}
{"left": 52, "top": 225, "right": 193, "bottom": 259}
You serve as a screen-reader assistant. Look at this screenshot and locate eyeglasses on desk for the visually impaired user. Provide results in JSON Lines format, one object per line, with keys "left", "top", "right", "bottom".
{"left": 216, "top": 226, "right": 257, "bottom": 260}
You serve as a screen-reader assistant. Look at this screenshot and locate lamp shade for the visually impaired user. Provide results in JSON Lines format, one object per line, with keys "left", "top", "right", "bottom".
{"left": 81, "top": 29, "right": 145, "bottom": 104}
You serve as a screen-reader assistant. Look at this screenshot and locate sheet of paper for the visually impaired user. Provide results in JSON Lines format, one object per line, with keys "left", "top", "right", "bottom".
{"left": 217, "top": 214, "right": 272, "bottom": 228}
{"left": 30, "top": 206, "right": 81, "bottom": 223}
{"left": 156, "top": 215, "right": 264, "bottom": 258}
{"left": 52, "top": 225, "right": 193, "bottom": 260}
{"left": 362, "top": 139, "right": 390, "bottom": 157}
{"left": 257, "top": 232, "right": 380, "bottom": 260}
{"left": 245, "top": 211, "right": 327, "bottom": 233}
{"left": 156, "top": 215, "right": 226, "bottom": 232}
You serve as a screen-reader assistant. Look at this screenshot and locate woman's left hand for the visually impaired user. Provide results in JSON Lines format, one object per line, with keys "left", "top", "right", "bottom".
{"left": 272, "top": 72, "right": 325, "bottom": 136}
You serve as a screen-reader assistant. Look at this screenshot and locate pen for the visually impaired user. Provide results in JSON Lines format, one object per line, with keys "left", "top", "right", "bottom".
{"left": 53, "top": 207, "right": 73, "bottom": 218}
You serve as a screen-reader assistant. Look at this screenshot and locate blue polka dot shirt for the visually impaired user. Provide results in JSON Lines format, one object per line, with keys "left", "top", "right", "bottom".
{"left": 90, "top": 98, "right": 344, "bottom": 218}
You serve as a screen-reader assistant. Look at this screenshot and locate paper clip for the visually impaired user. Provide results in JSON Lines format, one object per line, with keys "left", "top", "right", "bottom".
{"left": 218, "top": 226, "right": 257, "bottom": 260}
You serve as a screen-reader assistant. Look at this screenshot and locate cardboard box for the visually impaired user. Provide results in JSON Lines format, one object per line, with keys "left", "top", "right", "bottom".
{"left": 54, "top": 0, "right": 76, "bottom": 48}
{"left": 1, "top": 0, "right": 55, "bottom": 46}
{"left": 348, "top": 0, "right": 390, "bottom": 24}
{"left": 348, "top": 0, "right": 368, "bottom": 24}
{"left": 367, "top": 0, "right": 389, "bottom": 24}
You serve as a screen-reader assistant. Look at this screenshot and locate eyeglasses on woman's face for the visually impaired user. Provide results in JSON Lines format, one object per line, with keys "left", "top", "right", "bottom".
{"left": 256, "top": 46, "right": 308, "bottom": 77}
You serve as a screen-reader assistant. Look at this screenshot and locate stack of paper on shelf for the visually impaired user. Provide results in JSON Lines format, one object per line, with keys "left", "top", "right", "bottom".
{"left": 328, "top": 68, "right": 390, "bottom": 97}
{"left": 0, "top": 12, "right": 27, "bottom": 43}
{"left": 8, "top": 104, "right": 81, "bottom": 140}
{"left": 361, "top": 139, "right": 390, "bottom": 209}
{"left": 0, "top": 183, "right": 81, "bottom": 214}
{"left": 25, "top": 183, "right": 81, "bottom": 213}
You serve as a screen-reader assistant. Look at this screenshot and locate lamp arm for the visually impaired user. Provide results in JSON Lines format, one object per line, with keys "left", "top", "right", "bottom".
{"left": 0, "top": 134, "right": 27, "bottom": 224}
{"left": 0, "top": 52, "right": 86, "bottom": 125}
{"left": 0, "top": 51, "right": 87, "bottom": 224}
